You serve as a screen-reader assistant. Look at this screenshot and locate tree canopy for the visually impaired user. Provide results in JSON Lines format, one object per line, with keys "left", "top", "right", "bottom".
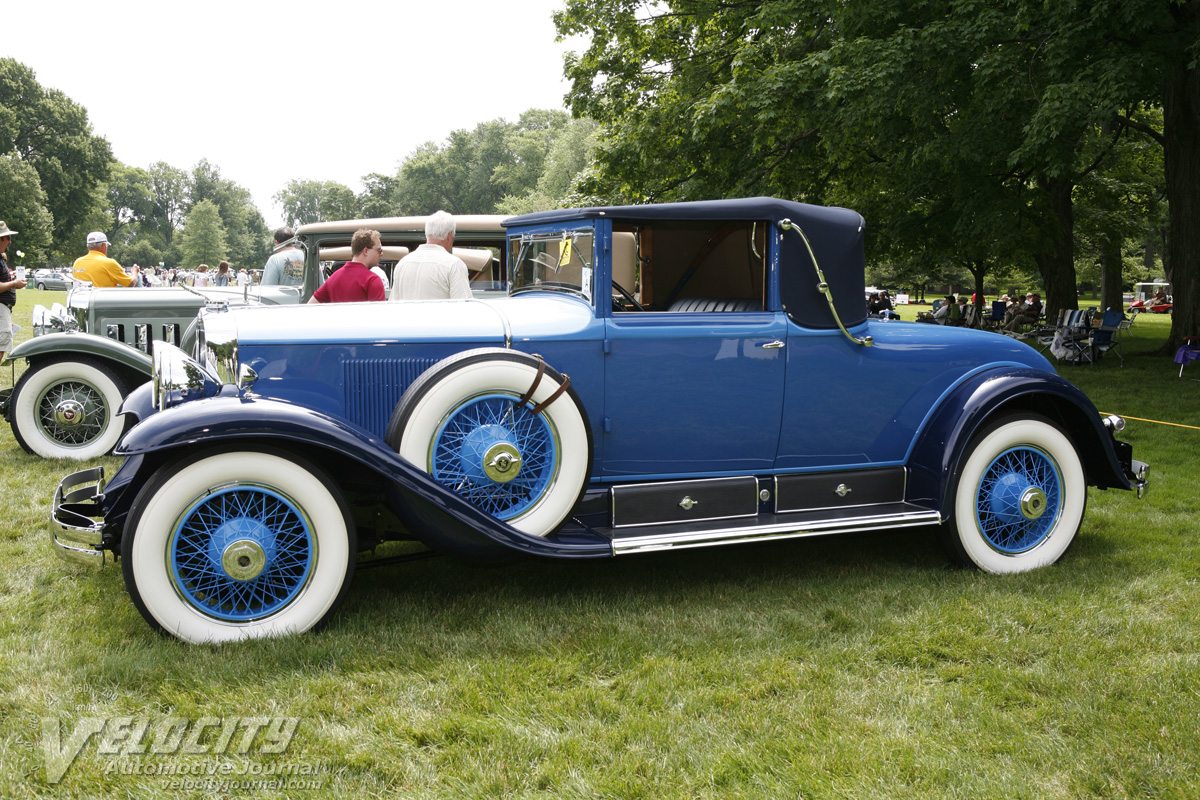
{"left": 0, "top": 58, "right": 114, "bottom": 262}
{"left": 180, "top": 199, "right": 228, "bottom": 268}
{"left": 556, "top": 0, "right": 1198, "bottom": 346}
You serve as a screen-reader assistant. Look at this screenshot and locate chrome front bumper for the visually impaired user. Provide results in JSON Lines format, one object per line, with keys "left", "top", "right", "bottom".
{"left": 1102, "top": 415, "right": 1149, "bottom": 499}
{"left": 49, "top": 467, "right": 108, "bottom": 568}
{"left": 1130, "top": 460, "right": 1149, "bottom": 500}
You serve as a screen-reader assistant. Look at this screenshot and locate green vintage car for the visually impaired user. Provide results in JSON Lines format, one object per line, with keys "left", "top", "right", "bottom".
{"left": 2, "top": 215, "right": 507, "bottom": 459}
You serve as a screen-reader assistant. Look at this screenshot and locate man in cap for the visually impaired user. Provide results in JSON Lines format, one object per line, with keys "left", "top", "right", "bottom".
{"left": 72, "top": 231, "right": 138, "bottom": 287}
{"left": 0, "top": 220, "right": 27, "bottom": 362}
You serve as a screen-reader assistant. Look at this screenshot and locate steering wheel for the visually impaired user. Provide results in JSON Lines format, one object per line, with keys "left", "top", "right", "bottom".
{"left": 611, "top": 280, "right": 645, "bottom": 312}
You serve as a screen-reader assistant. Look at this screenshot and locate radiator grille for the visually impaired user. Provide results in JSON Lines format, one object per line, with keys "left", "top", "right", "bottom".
{"left": 343, "top": 357, "right": 438, "bottom": 436}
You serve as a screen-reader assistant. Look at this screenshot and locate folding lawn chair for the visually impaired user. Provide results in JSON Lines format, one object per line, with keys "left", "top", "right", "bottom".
{"left": 982, "top": 300, "right": 1007, "bottom": 330}
{"left": 1084, "top": 309, "right": 1125, "bottom": 367}
{"left": 1176, "top": 336, "right": 1200, "bottom": 378}
{"left": 1044, "top": 309, "right": 1094, "bottom": 364}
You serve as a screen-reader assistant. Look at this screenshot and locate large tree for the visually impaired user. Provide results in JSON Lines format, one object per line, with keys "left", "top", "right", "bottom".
{"left": 146, "top": 161, "right": 190, "bottom": 249}
{"left": 390, "top": 110, "right": 592, "bottom": 216}
{"left": 180, "top": 199, "right": 228, "bottom": 268}
{"left": 104, "top": 164, "right": 155, "bottom": 245}
{"left": 190, "top": 159, "right": 270, "bottom": 269}
{"left": 558, "top": 0, "right": 1199, "bottom": 343}
{"left": 0, "top": 58, "right": 113, "bottom": 255}
{"left": 274, "top": 180, "right": 361, "bottom": 228}
{"left": 0, "top": 153, "right": 54, "bottom": 262}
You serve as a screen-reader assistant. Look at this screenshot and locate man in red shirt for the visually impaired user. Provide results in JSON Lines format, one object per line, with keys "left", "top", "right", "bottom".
{"left": 308, "top": 228, "right": 386, "bottom": 304}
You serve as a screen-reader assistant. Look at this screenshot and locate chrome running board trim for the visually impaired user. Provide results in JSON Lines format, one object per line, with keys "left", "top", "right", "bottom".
{"left": 611, "top": 509, "right": 942, "bottom": 555}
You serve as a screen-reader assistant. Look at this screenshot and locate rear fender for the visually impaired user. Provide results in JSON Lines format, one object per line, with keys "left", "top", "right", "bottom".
{"left": 906, "top": 368, "right": 1129, "bottom": 516}
{"left": 115, "top": 396, "right": 610, "bottom": 561}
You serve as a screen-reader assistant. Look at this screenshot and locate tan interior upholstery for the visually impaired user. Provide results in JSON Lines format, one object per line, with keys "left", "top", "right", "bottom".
{"left": 319, "top": 245, "right": 494, "bottom": 281}
{"left": 452, "top": 247, "right": 496, "bottom": 282}
{"left": 319, "top": 246, "right": 409, "bottom": 262}
{"left": 612, "top": 232, "right": 637, "bottom": 293}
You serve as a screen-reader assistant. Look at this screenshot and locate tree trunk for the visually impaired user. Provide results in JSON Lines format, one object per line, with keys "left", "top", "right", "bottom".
{"left": 1162, "top": 38, "right": 1200, "bottom": 351}
{"left": 1100, "top": 235, "right": 1124, "bottom": 313}
{"left": 1032, "top": 175, "right": 1079, "bottom": 321}
{"left": 967, "top": 260, "right": 988, "bottom": 327}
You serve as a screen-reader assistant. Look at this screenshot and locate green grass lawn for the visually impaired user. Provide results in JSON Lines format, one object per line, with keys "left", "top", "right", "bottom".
{"left": 2, "top": 291, "right": 1198, "bottom": 798}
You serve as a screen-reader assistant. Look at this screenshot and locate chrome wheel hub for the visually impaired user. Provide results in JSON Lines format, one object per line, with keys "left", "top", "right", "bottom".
{"left": 53, "top": 399, "right": 87, "bottom": 428}
{"left": 221, "top": 539, "right": 268, "bottom": 581}
{"left": 483, "top": 442, "right": 522, "bottom": 483}
{"left": 1019, "top": 487, "right": 1048, "bottom": 520}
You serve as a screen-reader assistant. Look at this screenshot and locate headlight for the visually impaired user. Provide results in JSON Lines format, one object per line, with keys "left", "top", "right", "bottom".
{"left": 153, "top": 343, "right": 221, "bottom": 411}
{"left": 198, "top": 308, "right": 239, "bottom": 386}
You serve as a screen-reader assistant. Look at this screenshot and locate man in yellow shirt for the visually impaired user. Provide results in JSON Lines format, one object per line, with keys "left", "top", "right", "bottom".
{"left": 72, "top": 232, "right": 138, "bottom": 287}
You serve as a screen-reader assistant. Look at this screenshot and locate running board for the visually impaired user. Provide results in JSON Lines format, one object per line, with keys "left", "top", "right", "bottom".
{"left": 608, "top": 503, "right": 942, "bottom": 556}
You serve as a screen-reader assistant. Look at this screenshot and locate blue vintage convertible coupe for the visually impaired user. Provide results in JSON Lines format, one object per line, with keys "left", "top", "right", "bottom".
{"left": 50, "top": 198, "right": 1147, "bottom": 643}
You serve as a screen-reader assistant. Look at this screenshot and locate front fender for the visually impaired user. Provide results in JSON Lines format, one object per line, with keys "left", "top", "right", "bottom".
{"left": 4, "top": 331, "right": 153, "bottom": 374}
{"left": 115, "top": 395, "right": 610, "bottom": 560}
{"left": 907, "top": 367, "right": 1130, "bottom": 516}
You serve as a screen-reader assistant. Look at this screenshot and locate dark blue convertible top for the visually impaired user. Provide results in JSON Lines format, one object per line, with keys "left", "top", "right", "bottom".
{"left": 504, "top": 197, "right": 868, "bottom": 330}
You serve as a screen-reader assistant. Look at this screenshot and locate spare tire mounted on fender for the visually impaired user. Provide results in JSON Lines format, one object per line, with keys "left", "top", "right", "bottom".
{"left": 386, "top": 348, "right": 592, "bottom": 538}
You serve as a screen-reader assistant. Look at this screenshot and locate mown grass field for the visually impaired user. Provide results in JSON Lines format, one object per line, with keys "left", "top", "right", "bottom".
{"left": 1, "top": 290, "right": 1197, "bottom": 798}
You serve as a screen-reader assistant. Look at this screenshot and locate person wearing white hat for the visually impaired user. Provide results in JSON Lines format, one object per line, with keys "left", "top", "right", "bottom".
{"left": 72, "top": 231, "right": 138, "bottom": 287}
{"left": 0, "top": 220, "right": 27, "bottom": 361}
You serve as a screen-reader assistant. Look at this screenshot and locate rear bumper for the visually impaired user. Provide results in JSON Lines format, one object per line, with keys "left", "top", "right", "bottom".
{"left": 49, "top": 467, "right": 109, "bottom": 568}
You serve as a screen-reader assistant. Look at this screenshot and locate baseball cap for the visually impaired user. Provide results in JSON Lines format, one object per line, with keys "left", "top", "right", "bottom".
{"left": 86, "top": 231, "right": 109, "bottom": 247}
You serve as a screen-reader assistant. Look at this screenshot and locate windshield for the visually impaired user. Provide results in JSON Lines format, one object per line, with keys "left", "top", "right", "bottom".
{"left": 509, "top": 229, "right": 593, "bottom": 302}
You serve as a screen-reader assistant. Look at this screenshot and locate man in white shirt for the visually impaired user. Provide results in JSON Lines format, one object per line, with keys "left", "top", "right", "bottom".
{"left": 389, "top": 211, "right": 472, "bottom": 300}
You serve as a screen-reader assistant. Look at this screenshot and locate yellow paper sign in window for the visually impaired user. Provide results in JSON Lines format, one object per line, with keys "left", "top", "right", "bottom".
{"left": 558, "top": 235, "right": 571, "bottom": 268}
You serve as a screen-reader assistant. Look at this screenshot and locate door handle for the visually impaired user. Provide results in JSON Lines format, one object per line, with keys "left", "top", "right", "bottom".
{"left": 760, "top": 340, "right": 785, "bottom": 349}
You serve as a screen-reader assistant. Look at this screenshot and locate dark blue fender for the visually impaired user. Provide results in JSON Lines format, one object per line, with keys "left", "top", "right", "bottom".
{"left": 111, "top": 395, "right": 612, "bottom": 560}
{"left": 906, "top": 367, "right": 1131, "bottom": 516}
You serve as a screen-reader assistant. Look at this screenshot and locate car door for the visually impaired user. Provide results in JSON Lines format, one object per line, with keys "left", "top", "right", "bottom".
{"left": 601, "top": 309, "right": 788, "bottom": 479}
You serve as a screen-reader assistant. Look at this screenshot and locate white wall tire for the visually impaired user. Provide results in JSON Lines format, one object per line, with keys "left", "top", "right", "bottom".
{"left": 945, "top": 415, "right": 1086, "bottom": 573}
{"left": 121, "top": 449, "right": 355, "bottom": 644}
{"left": 387, "top": 349, "right": 592, "bottom": 538}
{"left": 10, "top": 358, "right": 130, "bottom": 460}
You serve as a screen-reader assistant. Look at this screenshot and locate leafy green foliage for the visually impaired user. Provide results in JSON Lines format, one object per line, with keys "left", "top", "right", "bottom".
{"left": 274, "top": 179, "right": 362, "bottom": 228}
{"left": 189, "top": 159, "right": 271, "bottom": 269}
{"left": 180, "top": 199, "right": 229, "bottom": 268}
{"left": 0, "top": 153, "right": 53, "bottom": 261}
{"left": 389, "top": 110, "right": 597, "bottom": 215}
{"left": 0, "top": 58, "right": 113, "bottom": 261}
{"left": 557, "top": 0, "right": 1199, "bottom": 339}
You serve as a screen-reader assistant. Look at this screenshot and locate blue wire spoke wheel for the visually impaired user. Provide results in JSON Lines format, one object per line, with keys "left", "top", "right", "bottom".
{"left": 169, "top": 485, "right": 315, "bottom": 622}
{"left": 431, "top": 393, "right": 559, "bottom": 520}
{"left": 974, "top": 446, "right": 1062, "bottom": 553}
{"left": 949, "top": 416, "right": 1086, "bottom": 573}
{"left": 390, "top": 349, "right": 592, "bottom": 537}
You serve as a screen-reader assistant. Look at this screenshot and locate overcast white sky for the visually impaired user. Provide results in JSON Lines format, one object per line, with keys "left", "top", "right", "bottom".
{"left": 6, "top": 0, "right": 580, "bottom": 227}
